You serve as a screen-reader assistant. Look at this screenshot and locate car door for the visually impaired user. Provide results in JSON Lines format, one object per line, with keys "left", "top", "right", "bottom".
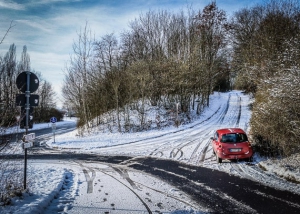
{"left": 212, "top": 132, "right": 219, "bottom": 153}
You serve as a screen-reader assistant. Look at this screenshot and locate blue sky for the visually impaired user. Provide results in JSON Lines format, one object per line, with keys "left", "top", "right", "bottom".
{"left": 0, "top": 0, "right": 263, "bottom": 107}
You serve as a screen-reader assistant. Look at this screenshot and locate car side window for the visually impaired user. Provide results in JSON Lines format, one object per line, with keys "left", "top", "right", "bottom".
{"left": 214, "top": 132, "right": 219, "bottom": 141}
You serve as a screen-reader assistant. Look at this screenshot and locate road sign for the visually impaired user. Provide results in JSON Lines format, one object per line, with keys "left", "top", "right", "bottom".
{"left": 21, "top": 106, "right": 34, "bottom": 115}
{"left": 22, "top": 133, "right": 35, "bottom": 142}
{"left": 16, "top": 94, "right": 39, "bottom": 106}
{"left": 50, "top": 117, "right": 57, "bottom": 123}
{"left": 16, "top": 72, "right": 39, "bottom": 93}
{"left": 22, "top": 142, "right": 33, "bottom": 149}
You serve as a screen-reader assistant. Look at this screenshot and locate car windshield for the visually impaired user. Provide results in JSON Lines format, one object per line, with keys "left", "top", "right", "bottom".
{"left": 220, "top": 133, "right": 248, "bottom": 143}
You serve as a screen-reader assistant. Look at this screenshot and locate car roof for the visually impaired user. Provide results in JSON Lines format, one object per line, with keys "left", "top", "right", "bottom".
{"left": 216, "top": 128, "right": 246, "bottom": 135}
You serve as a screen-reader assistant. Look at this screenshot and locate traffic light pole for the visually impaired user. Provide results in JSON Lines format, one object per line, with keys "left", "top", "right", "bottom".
{"left": 24, "top": 71, "right": 31, "bottom": 190}
{"left": 15, "top": 70, "right": 39, "bottom": 190}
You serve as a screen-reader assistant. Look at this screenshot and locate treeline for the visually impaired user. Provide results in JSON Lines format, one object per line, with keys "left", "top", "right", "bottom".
{"left": 230, "top": 0, "right": 300, "bottom": 156}
{"left": 63, "top": 0, "right": 300, "bottom": 156}
{"left": 63, "top": 2, "right": 231, "bottom": 132}
{"left": 0, "top": 44, "right": 61, "bottom": 128}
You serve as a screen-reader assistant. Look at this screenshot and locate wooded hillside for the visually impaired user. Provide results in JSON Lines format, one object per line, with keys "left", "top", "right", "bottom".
{"left": 62, "top": 1, "right": 300, "bottom": 156}
{"left": 230, "top": 0, "right": 300, "bottom": 156}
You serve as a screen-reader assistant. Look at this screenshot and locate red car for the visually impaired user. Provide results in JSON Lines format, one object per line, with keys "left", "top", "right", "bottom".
{"left": 211, "top": 128, "right": 253, "bottom": 163}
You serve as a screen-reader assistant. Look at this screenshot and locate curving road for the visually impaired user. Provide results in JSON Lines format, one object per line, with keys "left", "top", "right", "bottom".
{"left": 3, "top": 92, "right": 300, "bottom": 213}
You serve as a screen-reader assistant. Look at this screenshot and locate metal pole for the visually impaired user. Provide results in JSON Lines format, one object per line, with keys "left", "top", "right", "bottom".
{"left": 24, "top": 71, "right": 31, "bottom": 190}
{"left": 176, "top": 103, "right": 179, "bottom": 121}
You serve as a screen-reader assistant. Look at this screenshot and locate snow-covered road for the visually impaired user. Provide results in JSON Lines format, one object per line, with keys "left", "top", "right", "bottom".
{"left": 84, "top": 91, "right": 300, "bottom": 196}
{"left": 46, "top": 91, "right": 299, "bottom": 195}
{"left": 2, "top": 91, "right": 300, "bottom": 214}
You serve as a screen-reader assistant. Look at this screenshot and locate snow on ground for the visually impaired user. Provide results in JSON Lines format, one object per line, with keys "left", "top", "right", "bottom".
{"left": 258, "top": 153, "right": 300, "bottom": 184}
{"left": 0, "top": 163, "right": 69, "bottom": 214}
{"left": 46, "top": 92, "right": 225, "bottom": 150}
{"left": 1, "top": 160, "right": 205, "bottom": 214}
{"left": 1, "top": 90, "right": 300, "bottom": 213}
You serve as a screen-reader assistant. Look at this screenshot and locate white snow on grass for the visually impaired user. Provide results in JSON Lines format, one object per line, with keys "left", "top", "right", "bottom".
{"left": 0, "top": 164, "right": 69, "bottom": 214}
{"left": 259, "top": 153, "right": 300, "bottom": 184}
{"left": 46, "top": 92, "right": 225, "bottom": 150}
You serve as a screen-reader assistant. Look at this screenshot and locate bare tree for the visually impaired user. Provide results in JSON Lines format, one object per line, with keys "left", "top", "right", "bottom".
{"left": 35, "top": 79, "right": 56, "bottom": 122}
{"left": 18, "top": 45, "right": 31, "bottom": 72}
{"left": 0, "top": 22, "right": 25, "bottom": 204}
{"left": 62, "top": 23, "right": 95, "bottom": 132}
{"left": 0, "top": 44, "right": 18, "bottom": 126}
{"left": 63, "top": 4, "right": 232, "bottom": 132}
{"left": 194, "top": 2, "right": 230, "bottom": 106}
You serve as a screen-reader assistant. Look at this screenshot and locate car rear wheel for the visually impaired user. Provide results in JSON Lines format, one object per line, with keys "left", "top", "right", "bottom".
{"left": 216, "top": 154, "right": 222, "bottom": 163}
{"left": 246, "top": 156, "right": 253, "bottom": 162}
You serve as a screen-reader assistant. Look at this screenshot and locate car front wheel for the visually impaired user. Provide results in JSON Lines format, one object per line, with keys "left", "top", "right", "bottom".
{"left": 216, "top": 154, "right": 222, "bottom": 163}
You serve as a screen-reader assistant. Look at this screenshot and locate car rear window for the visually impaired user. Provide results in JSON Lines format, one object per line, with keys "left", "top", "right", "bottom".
{"left": 221, "top": 133, "right": 248, "bottom": 143}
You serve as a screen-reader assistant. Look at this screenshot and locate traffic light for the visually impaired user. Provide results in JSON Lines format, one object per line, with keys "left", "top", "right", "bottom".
{"left": 20, "top": 115, "right": 33, "bottom": 129}
{"left": 15, "top": 71, "right": 39, "bottom": 130}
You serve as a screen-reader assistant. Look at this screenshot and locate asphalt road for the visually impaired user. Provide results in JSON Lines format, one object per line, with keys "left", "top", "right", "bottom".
{"left": 1, "top": 121, "right": 77, "bottom": 145}
{"left": 3, "top": 150, "right": 300, "bottom": 214}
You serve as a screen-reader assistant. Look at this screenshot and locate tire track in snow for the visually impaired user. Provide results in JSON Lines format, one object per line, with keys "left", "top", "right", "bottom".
{"left": 187, "top": 94, "right": 240, "bottom": 165}
{"left": 98, "top": 93, "right": 229, "bottom": 158}
{"left": 188, "top": 140, "right": 203, "bottom": 164}
{"left": 110, "top": 165, "right": 201, "bottom": 210}
{"left": 95, "top": 167, "right": 153, "bottom": 214}
{"left": 197, "top": 140, "right": 211, "bottom": 165}
{"left": 111, "top": 166, "right": 141, "bottom": 190}
{"left": 146, "top": 101, "right": 224, "bottom": 159}
{"left": 101, "top": 103, "right": 223, "bottom": 152}
{"left": 75, "top": 162, "right": 96, "bottom": 194}
{"left": 229, "top": 162, "right": 253, "bottom": 180}
{"left": 169, "top": 139, "right": 198, "bottom": 160}
{"left": 226, "top": 93, "right": 241, "bottom": 127}
{"left": 134, "top": 181, "right": 200, "bottom": 209}
{"left": 167, "top": 109, "right": 225, "bottom": 161}
{"left": 235, "top": 96, "right": 242, "bottom": 127}
{"left": 188, "top": 136, "right": 211, "bottom": 165}
{"left": 218, "top": 94, "right": 231, "bottom": 124}
{"left": 168, "top": 93, "right": 239, "bottom": 163}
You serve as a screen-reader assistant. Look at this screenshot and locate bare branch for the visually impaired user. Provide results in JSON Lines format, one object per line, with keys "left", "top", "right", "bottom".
{"left": 0, "top": 20, "right": 15, "bottom": 45}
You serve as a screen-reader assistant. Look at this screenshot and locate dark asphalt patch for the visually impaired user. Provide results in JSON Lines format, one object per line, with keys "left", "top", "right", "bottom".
{"left": 127, "top": 157, "right": 300, "bottom": 214}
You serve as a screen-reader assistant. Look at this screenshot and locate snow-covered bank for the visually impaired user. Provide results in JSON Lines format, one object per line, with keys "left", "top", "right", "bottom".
{"left": 46, "top": 91, "right": 227, "bottom": 150}
{"left": 0, "top": 164, "right": 70, "bottom": 214}
{"left": 259, "top": 153, "right": 300, "bottom": 184}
